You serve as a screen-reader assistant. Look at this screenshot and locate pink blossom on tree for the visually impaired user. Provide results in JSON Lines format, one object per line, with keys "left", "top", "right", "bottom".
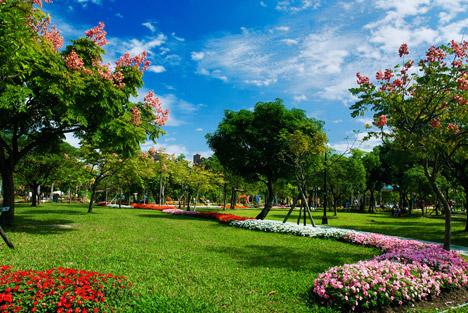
{"left": 398, "top": 43, "right": 409, "bottom": 57}
{"left": 374, "top": 115, "right": 387, "bottom": 127}
{"left": 130, "top": 107, "right": 141, "bottom": 126}
{"left": 144, "top": 90, "right": 169, "bottom": 126}
{"left": 30, "top": 14, "right": 63, "bottom": 51}
{"left": 115, "top": 51, "right": 151, "bottom": 72}
{"left": 29, "top": 0, "right": 52, "bottom": 7}
{"left": 430, "top": 118, "right": 441, "bottom": 128}
{"left": 356, "top": 72, "right": 370, "bottom": 85}
{"left": 85, "top": 22, "right": 107, "bottom": 46}
{"left": 448, "top": 123, "right": 460, "bottom": 133}
{"left": 65, "top": 50, "right": 84, "bottom": 71}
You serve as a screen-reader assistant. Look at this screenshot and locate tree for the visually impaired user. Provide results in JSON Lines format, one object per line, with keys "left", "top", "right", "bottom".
{"left": 327, "top": 152, "right": 366, "bottom": 215}
{"left": 16, "top": 142, "right": 68, "bottom": 206}
{"left": 0, "top": 0, "right": 168, "bottom": 225}
{"left": 278, "top": 128, "right": 327, "bottom": 224}
{"left": 206, "top": 99, "right": 325, "bottom": 219}
{"left": 350, "top": 41, "right": 468, "bottom": 250}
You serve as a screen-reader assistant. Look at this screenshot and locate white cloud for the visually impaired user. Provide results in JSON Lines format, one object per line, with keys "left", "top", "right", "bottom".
{"left": 273, "top": 26, "right": 290, "bottom": 32}
{"left": 142, "top": 22, "right": 156, "bottom": 33}
{"left": 191, "top": 51, "right": 205, "bottom": 60}
{"left": 125, "top": 34, "right": 167, "bottom": 56}
{"left": 293, "top": 94, "right": 307, "bottom": 101}
{"left": 245, "top": 78, "right": 277, "bottom": 86}
{"left": 75, "top": 0, "right": 101, "bottom": 7}
{"left": 275, "top": 0, "right": 319, "bottom": 12}
{"left": 195, "top": 128, "right": 203, "bottom": 132}
{"left": 148, "top": 65, "right": 166, "bottom": 73}
{"left": 260, "top": 1, "right": 267, "bottom": 7}
{"left": 172, "top": 32, "right": 185, "bottom": 41}
{"left": 281, "top": 38, "right": 298, "bottom": 45}
{"left": 115, "top": 13, "right": 123, "bottom": 18}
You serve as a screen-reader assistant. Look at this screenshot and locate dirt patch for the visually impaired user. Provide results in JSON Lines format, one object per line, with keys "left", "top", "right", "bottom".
{"left": 364, "top": 286, "right": 468, "bottom": 312}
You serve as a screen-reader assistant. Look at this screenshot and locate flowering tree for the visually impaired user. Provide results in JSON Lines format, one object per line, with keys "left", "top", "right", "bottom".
{"left": 0, "top": 0, "right": 168, "bottom": 225}
{"left": 350, "top": 41, "right": 468, "bottom": 250}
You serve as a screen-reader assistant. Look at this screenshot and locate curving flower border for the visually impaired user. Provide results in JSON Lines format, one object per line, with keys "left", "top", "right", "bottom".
{"left": 230, "top": 219, "right": 468, "bottom": 311}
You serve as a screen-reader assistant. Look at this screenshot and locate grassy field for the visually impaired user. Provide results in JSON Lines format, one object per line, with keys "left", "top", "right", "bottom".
{"left": 199, "top": 206, "right": 468, "bottom": 247}
{"left": 0, "top": 203, "right": 380, "bottom": 312}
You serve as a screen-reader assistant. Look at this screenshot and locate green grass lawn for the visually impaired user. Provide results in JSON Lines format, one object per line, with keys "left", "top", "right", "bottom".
{"left": 0, "top": 203, "right": 379, "bottom": 312}
{"left": 199, "top": 206, "right": 468, "bottom": 247}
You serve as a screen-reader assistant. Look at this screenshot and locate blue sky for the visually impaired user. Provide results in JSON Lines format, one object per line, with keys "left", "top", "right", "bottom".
{"left": 46, "top": 0, "right": 468, "bottom": 159}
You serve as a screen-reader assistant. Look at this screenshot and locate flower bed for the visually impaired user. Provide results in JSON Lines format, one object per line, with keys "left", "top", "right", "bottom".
{"left": 230, "top": 219, "right": 349, "bottom": 239}
{"left": 162, "top": 209, "right": 254, "bottom": 224}
{"left": 221, "top": 204, "right": 248, "bottom": 209}
{"left": 130, "top": 204, "right": 176, "bottom": 211}
{"left": 0, "top": 266, "right": 134, "bottom": 312}
{"left": 230, "top": 219, "right": 468, "bottom": 311}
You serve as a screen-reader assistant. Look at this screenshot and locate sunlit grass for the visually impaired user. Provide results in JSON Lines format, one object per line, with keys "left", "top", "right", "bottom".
{"left": 0, "top": 203, "right": 378, "bottom": 312}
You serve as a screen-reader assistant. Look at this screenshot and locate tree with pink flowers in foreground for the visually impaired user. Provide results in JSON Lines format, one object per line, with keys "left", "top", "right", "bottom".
{"left": 0, "top": 0, "right": 169, "bottom": 226}
{"left": 350, "top": 41, "right": 468, "bottom": 251}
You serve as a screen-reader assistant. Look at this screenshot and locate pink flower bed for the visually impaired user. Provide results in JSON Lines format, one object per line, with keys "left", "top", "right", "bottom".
{"left": 313, "top": 232, "right": 468, "bottom": 311}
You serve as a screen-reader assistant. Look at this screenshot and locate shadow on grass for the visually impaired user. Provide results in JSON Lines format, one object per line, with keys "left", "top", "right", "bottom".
{"left": 209, "top": 243, "right": 373, "bottom": 273}
{"left": 20, "top": 209, "right": 87, "bottom": 216}
{"left": 3, "top": 215, "right": 77, "bottom": 235}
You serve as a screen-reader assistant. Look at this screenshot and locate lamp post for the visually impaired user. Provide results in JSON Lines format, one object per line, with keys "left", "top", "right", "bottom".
{"left": 322, "top": 151, "right": 328, "bottom": 225}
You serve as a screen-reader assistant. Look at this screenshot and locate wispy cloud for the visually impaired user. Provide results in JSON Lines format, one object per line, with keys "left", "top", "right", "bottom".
{"left": 172, "top": 32, "right": 185, "bottom": 41}
{"left": 275, "top": 0, "right": 319, "bottom": 12}
{"left": 191, "top": 51, "right": 205, "bottom": 60}
{"left": 148, "top": 65, "right": 166, "bottom": 73}
{"left": 142, "top": 22, "right": 156, "bottom": 32}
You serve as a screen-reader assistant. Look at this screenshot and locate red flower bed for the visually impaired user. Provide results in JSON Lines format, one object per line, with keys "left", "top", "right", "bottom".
{"left": 0, "top": 266, "right": 134, "bottom": 312}
{"left": 130, "top": 204, "right": 176, "bottom": 211}
{"left": 194, "top": 212, "right": 254, "bottom": 224}
{"left": 221, "top": 205, "right": 248, "bottom": 209}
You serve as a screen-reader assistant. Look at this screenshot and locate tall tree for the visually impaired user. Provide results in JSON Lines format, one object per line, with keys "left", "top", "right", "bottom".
{"left": 350, "top": 41, "right": 468, "bottom": 250}
{"left": 207, "top": 98, "right": 326, "bottom": 219}
{"left": 0, "top": 0, "right": 168, "bottom": 225}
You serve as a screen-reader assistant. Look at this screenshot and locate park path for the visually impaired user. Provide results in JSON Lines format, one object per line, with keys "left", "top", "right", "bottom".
{"left": 277, "top": 221, "right": 468, "bottom": 256}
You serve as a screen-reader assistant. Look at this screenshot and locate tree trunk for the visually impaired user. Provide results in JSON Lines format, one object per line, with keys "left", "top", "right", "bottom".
{"left": 50, "top": 182, "right": 55, "bottom": 203}
{"left": 255, "top": 179, "right": 274, "bottom": 220}
{"left": 464, "top": 190, "right": 468, "bottom": 232}
{"left": 193, "top": 188, "right": 199, "bottom": 211}
{"left": 368, "top": 190, "right": 375, "bottom": 213}
{"left": 0, "top": 166, "right": 15, "bottom": 226}
{"left": 31, "top": 183, "right": 38, "bottom": 207}
{"left": 230, "top": 187, "right": 236, "bottom": 210}
{"left": 88, "top": 183, "right": 97, "bottom": 213}
{"left": 424, "top": 160, "right": 451, "bottom": 250}
{"left": 222, "top": 183, "right": 227, "bottom": 211}
{"left": 186, "top": 189, "right": 191, "bottom": 211}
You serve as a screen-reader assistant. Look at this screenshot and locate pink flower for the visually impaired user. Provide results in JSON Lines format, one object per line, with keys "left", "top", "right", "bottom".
{"left": 130, "top": 107, "right": 141, "bottom": 126}
{"left": 376, "top": 70, "right": 384, "bottom": 80}
{"left": 393, "top": 79, "right": 403, "bottom": 88}
{"left": 65, "top": 50, "right": 84, "bottom": 71}
{"left": 383, "top": 69, "right": 394, "bottom": 82}
{"left": 356, "top": 72, "right": 370, "bottom": 85}
{"left": 374, "top": 114, "right": 387, "bottom": 127}
{"left": 398, "top": 43, "right": 409, "bottom": 57}
{"left": 430, "top": 118, "right": 441, "bottom": 128}
{"left": 448, "top": 123, "right": 460, "bottom": 133}
{"left": 85, "top": 22, "right": 107, "bottom": 46}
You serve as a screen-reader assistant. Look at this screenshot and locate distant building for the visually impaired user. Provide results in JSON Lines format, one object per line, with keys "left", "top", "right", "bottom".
{"left": 193, "top": 154, "right": 205, "bottom": 166}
